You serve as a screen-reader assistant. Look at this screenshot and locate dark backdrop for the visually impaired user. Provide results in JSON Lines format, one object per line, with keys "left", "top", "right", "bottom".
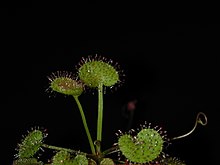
{"left": 1, "top": 8, "right": 219, "bottom": 165}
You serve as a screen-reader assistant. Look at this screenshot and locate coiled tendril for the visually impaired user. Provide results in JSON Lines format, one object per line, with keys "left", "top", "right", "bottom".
{"left": 171, "top": 112, "right": 208, "bottom": 140}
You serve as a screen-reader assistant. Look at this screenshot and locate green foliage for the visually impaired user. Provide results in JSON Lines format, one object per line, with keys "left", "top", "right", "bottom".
{"left": 118, "top": 128, "right": 164, "bottom": 163}
{"left": 73, "top": 155, "right": 88, "bottom": 165}
{"left": 17, "top": 129, "right": 45, "bottom": 158}
{"left": 52, "top": 150, "right": 71, "bottom": 165}
{"left": 13, "top": 158, "right": 43, "bottom": 165}
{"left": 160, "top": 157, "right": 186, "bottom": 165}
{"left": 13, "top": 55, "right": 207, "bottom": 164}
{"left": 52, "top": 151, "right": 88, "bottom": 165}
{"left": 78, "top": 59, "right": 119, "bottom": 88}
{"left": 99, "top": 158, "right": 114, "bottom": 165}
{"left": 48, "top": 71, "right": 84, "bottom": 96}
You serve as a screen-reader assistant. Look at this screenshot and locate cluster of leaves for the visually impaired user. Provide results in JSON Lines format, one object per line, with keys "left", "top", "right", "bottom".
{"left": 13, "top": 55, "right": 206, "bottom": 164}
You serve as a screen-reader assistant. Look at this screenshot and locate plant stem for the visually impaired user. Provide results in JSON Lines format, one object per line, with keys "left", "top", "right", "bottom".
{"left": 73, "top": 96, "right": 96, "bottom": 155}
{"left": 102, "top": 145, "right": 119, "bottom": 156}
{"left": 97, "top": 84, "right": 103, "bottom": 143}
{"left": 42, "top": 143, "right": 97, "bottom": 160}
{"left": 42, "top": 143, "right": 78, "bottom": 153}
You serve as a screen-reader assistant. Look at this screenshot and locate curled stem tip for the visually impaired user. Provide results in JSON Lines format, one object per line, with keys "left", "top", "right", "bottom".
{"left": 197, "top": 111, "right": 208, "bottom": 126}
{"left": 171, "top": 111, "right": 208, "bottom": 140}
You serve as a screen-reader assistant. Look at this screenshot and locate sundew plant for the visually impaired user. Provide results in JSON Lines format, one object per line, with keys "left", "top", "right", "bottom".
{"left": 13, "top": 55, "right": 208, "bottom": 165}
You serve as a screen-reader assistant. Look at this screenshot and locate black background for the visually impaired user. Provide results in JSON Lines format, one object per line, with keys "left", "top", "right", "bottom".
{"left": 1, "top": 8, "right": 219, "bottom": 165}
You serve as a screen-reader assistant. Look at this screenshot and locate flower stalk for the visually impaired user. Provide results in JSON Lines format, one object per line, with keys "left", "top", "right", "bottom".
{"left": 97, "top": 84, "right": 104, "bottom": 142}
{"left": 73, "top": 96, "right": 96, "bottom": 155}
